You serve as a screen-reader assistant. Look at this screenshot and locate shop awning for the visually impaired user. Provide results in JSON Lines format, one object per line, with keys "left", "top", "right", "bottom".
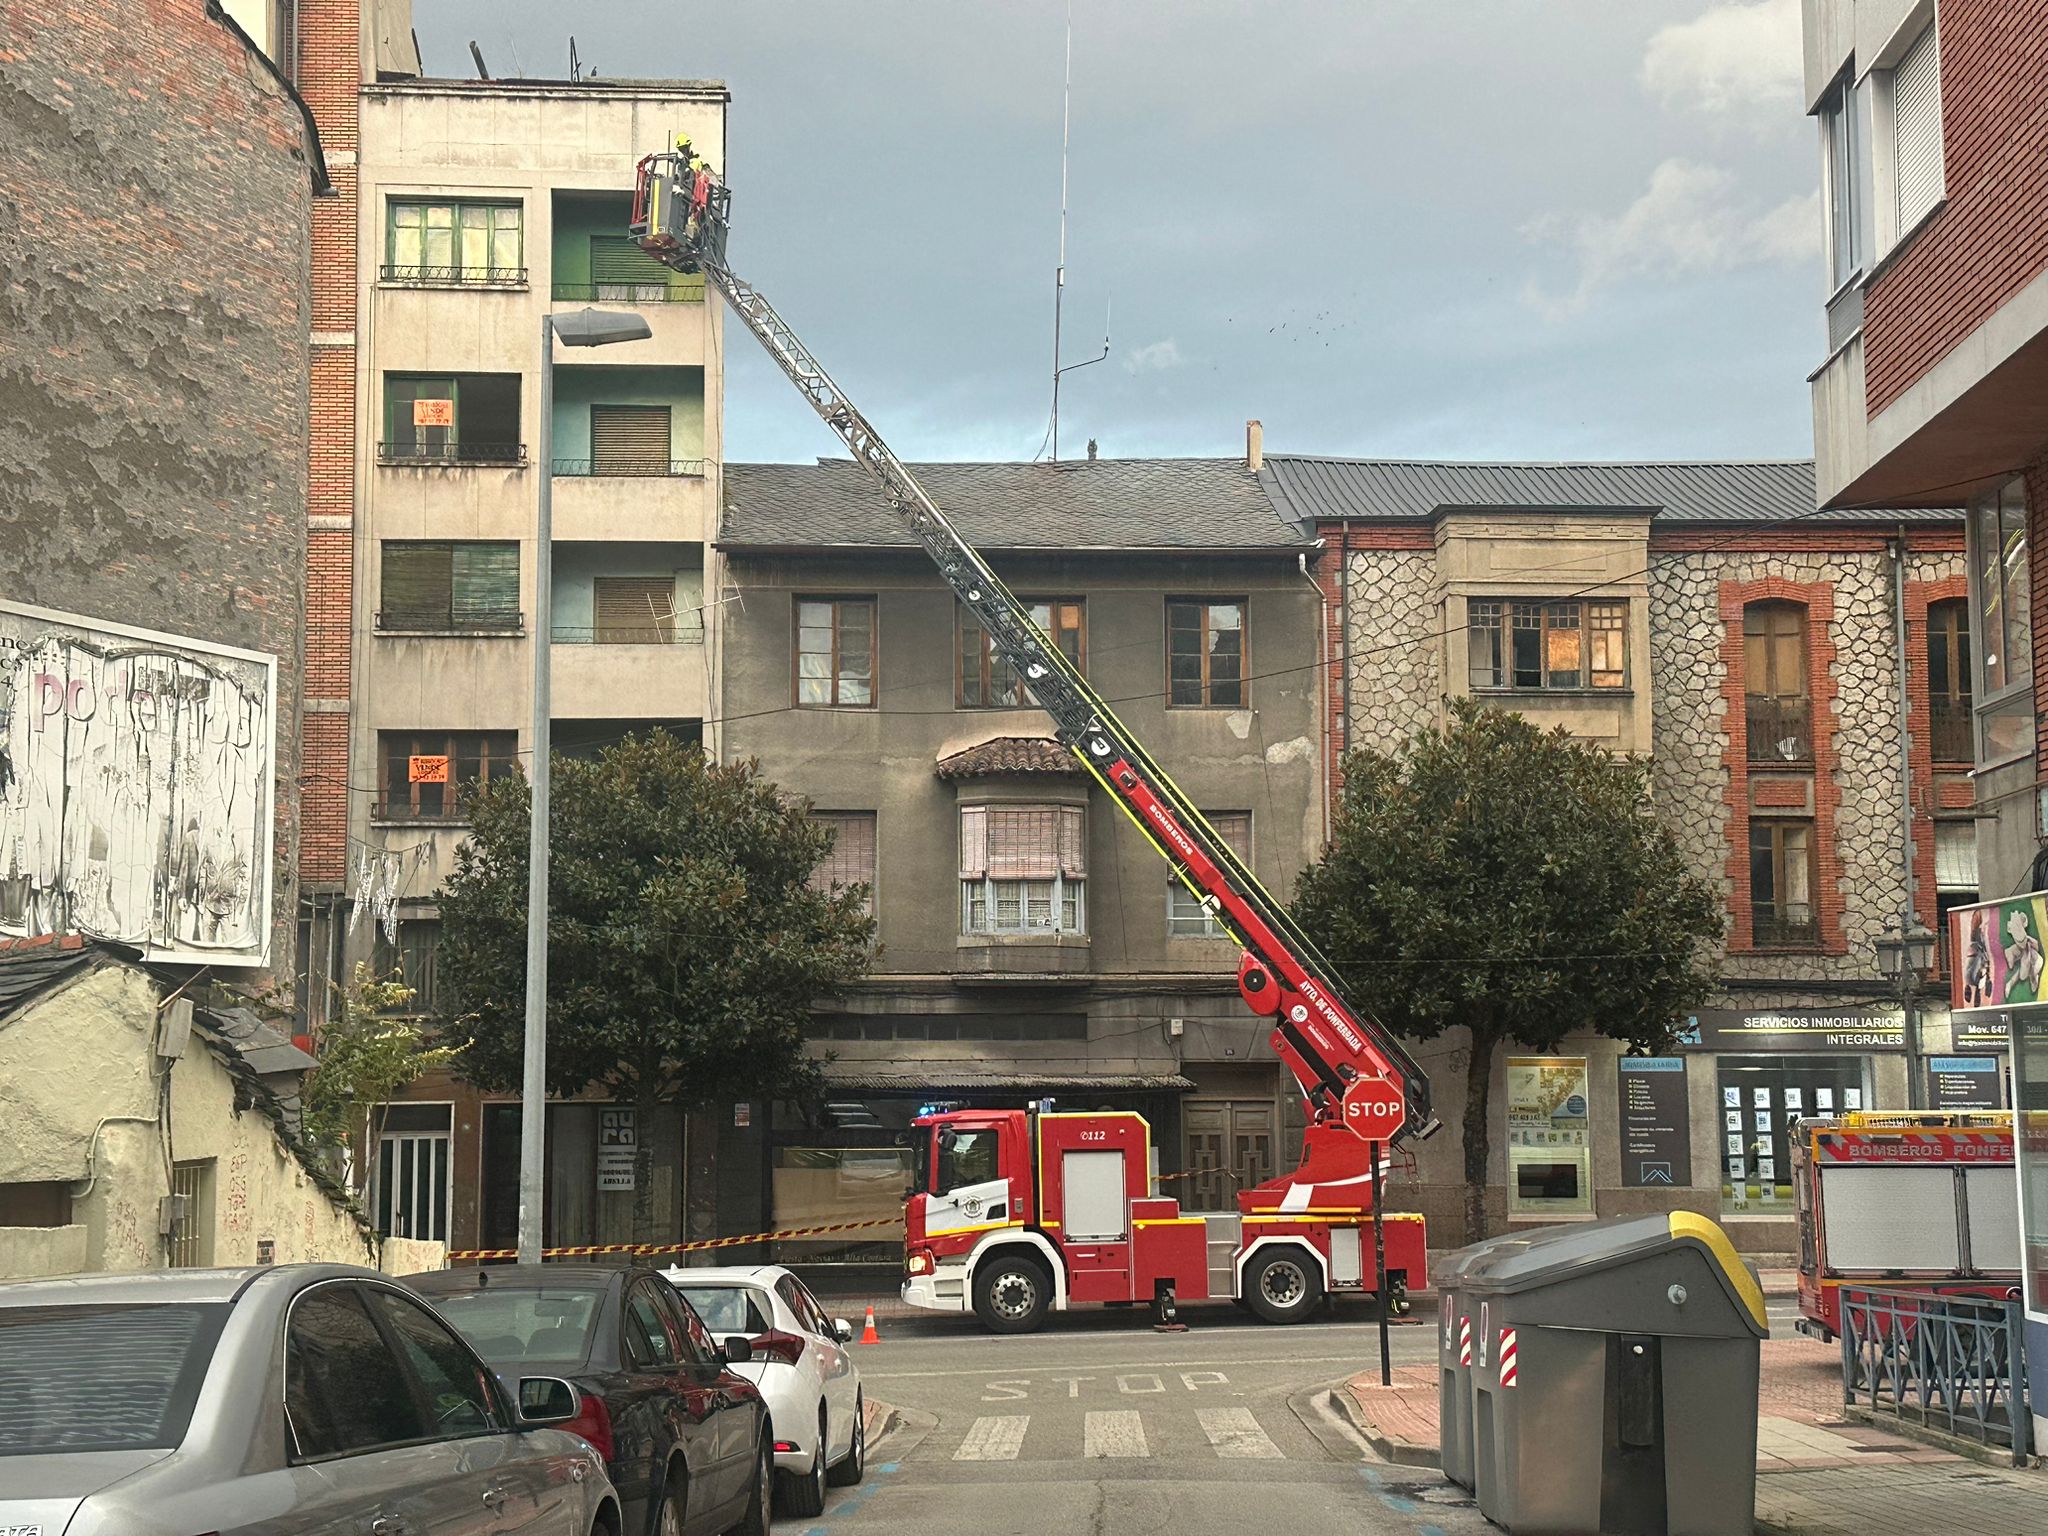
{"left": 822, "top": 1069, "right": 1197, "bottom": 1093}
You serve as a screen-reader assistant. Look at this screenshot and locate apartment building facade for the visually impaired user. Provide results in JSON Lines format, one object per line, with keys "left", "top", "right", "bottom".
{"left": 1264, "top": 454, "right": 1968, "bottom": 1249}
{"left": 325, "top": 67, "right": 728, "bottom": 1255}
{"left": 714, "top": 457, "right": 1329, "bottom": 1266}
{"left": 1802, "top": 0, "right": 2048, "bottom": 1444}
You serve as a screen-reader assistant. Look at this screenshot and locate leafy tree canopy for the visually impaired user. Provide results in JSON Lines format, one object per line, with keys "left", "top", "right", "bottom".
{"left": 1294, "top": 699, "right": 1720, "bottom": 1238}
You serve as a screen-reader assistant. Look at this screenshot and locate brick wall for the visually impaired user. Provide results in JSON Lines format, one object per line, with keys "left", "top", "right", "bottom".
{"left": 299, "top": 0, "right": 360, "bottom": 889}
{"left": 0, "top": 0, "right": 320, "bottom": 979}
{"left": 1864, "top": 0, "right": 2048, "bottom": 415}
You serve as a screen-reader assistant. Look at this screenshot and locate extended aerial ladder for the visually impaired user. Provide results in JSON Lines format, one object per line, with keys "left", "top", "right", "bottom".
{"left": 631, "top": 155, "right": 1440, "bottom": 1182}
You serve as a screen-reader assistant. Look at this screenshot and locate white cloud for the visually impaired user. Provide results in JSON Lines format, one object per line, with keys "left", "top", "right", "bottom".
{"left": 1642, "top": 0, "right": 1804, "bottom": 115}
{"left": 1523, "top": 158, "right": 1819, "bottom": 316}
{"left": 1122, "top": 338, "right": 1183, "bottom": 374}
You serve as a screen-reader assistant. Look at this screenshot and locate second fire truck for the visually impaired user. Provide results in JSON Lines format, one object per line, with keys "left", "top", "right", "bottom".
{"left": 634, "top": 150, "right": 1439, "bottom": 1332}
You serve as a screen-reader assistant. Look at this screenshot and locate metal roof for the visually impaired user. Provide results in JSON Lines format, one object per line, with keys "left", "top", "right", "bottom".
{"left": 722, "top": 458, "right": 1310, "bottom": 552}
{"left": 1258, "top": 456, "right": 1963, "bottom": 526}
{"left": 823, "top": 1069, "right": 1198, "bottom": 1093}
{"left": 0, "top": 937, "right": 98, "bottom": 1013}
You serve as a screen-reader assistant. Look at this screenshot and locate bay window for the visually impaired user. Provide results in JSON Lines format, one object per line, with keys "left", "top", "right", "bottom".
{"left": 960, "top": 805, "right": 1086, "bottom": 936}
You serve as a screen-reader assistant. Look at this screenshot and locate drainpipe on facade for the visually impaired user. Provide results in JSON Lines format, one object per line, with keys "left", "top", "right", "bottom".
{"left": 1892, "top": 528, "right": 1924, "bottom": 1107}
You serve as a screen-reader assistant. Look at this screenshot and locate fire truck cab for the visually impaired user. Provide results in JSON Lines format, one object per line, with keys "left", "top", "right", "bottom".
{"left": 901, "top": 1108, "right": 1426, "bottom": 1332}
{"left": 1792, "top": 1111, "right": 2021, "bottom": 1341}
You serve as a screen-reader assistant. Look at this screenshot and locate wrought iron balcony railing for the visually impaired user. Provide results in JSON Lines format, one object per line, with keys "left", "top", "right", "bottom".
{"left": 550, "top": 279, "right": 706, "bottom": 303}
{"left": 375, "top": 608, "right": 524, "bottom": 633}
{"left": 380, "top": 264, "right": 529, "bottom": 286}
{"left": 550, "top": 457, "right": 706, "bottom": 478}
{"left": 1929, "top": 700, "right": 1973, "bottom": 764}
{"left": 1747, "top": 695, "right": 1812, "bottom": 764}
{"left": 378, "top": 441, "right": 528, "bottom": 467}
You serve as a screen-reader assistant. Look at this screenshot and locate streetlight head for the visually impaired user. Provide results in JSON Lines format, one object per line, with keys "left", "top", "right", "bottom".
{"left": 553, "top": 307, "right": 654, "bottom": 348}
{"left": 1875, "top": 932, "right": 1904, "bottom": 980}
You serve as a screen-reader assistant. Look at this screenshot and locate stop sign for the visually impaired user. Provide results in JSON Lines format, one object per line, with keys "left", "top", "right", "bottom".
{"left": 1341, "top": 1075, "right": 1405, "bottom": 1142}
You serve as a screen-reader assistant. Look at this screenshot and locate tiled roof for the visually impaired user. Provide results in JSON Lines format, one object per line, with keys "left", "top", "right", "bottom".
{"left": 722, "top": 458, "right": 1310, "bottom": 551}
{"left": 935, "top": 736, "right": 1082, "bottom": 780}
{"left": 1258, "top": 457, "right": 1964, "bottom": 525}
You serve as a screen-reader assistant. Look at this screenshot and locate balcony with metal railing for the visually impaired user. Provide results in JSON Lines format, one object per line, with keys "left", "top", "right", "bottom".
{"left": 378, "top": 440, "right": 527, "bottom": 467}
{"left": 1929, "top": 700, "right": 1973, "bottom": 764}
{"left": 552, "top": 457, "right": 706, "bottom": 478}
{"left": 379, "top": 264, "right": 528, "bottom": 288}
{"left": 1747, "top": 695, "right": 1813, "bottom": 764}
{"left": 1752, "top": 905, "right": 1818, "bottom": 949}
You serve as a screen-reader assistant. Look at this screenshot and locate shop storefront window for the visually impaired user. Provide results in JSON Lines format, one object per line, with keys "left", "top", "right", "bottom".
{"left": 1717, "top": 1055, "right": 1866, "bottom": 1213}
{"left": 1506, "top": 1056, "right": 1593, "bottom": 1216}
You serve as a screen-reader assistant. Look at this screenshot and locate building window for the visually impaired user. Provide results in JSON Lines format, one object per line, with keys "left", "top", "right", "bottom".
{"left": 384, "top": 200, "right": 524, "bottom": 283}
{"left": 588, "top": 234, "right": 677, "bottom": 301}
{"left": 1167, "top": 599, "right": 1247, "bottom": 708}
{"left": 590, "top": 576, "right": 679, "bottom": 645}
{"left": 1749, "top": 820, "right": 1816, "bottom": 947}
{"left": 167, "top": 1161, "right": 214, "bottom": 1267}
{"left": 959, "top": 598, "right": 1085, "bottom": 708}
{"left": 1970, "top": 477, "right": 2034, "bottom": 767}
{"left": 374, "top": 919, "right": 441, "bottom": 1012}
{"left": 1927, "top": 597, "right": 1973, "bottom": 764}
{"left": 377, "top": 542, "right": 520, "bottom": 631}
{"left": 1469, "top": 599, "right": 1627, "bottom": 691}
{"left": 1822, "top": 80, "right": 1868, "bottom": 290}
{"left": 795, "top": 598, "right": 876, "bottom": 708}
{"left": 808, "top": 811, "right": 876, "bottom": 913}
{"left": 587, "top": 404, "right": 674, "bottom": 476}
{"left": 1168, "top": 811, "right": 1251, "bottom": 939}
{"left": 377, "top": 730, "right": 519, "bottom": 821}
{"left": 1744, "top": 601, "right": 1811, "bottom": 764}
{"left": 381, "top": 374, "right": 523, "bottom": 464}
{"left": 0, "top": 1181, "right": 74, "bottom": 1227}
{"left": 373, "top": 1103, "right": 453, "bottom": 1243}
{"left": 1889, "top": 22, "right": 1944, "bottom": 234}
{"left": 960, "top": 805, "right": 1086, "bottom": 936}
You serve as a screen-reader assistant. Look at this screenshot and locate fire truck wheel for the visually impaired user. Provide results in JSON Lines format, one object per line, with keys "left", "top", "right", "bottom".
{"left": 973, "top": 1254, "right": 1052, "bottom": 1333}
{"left": 1243, "top": 1247, "right": 1323, "bottom": 1325}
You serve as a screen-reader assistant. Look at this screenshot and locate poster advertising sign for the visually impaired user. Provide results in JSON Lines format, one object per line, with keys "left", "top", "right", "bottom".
{"left": 1949, "top": 894, "right": 2048, "bottom": 1014}
{"left": 1675, "top": 1008, "right": 1904, "bottom": 1052}
{"left": 0, "top": 601, "right": 276, "bottom": 965}
{"left": 412, "top": 398, "right": 454, "bottom": 428}
{"left": 597, "top": 1108, "right": 637, "bottom": 1190}
{"left": 1507, "top": 1056, "right": 1593, "bottom": 1214}
{"left": 1618, "top": 1057, "right": 1691, "bottom": 1187}
{"left": 1927, "top": 1057, "right": 2005, "bottom": 1111}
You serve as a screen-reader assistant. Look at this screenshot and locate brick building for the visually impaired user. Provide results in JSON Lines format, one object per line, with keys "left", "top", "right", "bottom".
{"left": 1801, "top": 0, "right": 2048, "bottom": 1450}
{"left": 0, "top": 0, "right": 330, "bottom": 977}
{"left": 1263, "top": 452, "right": 1965, "bottom": 1250}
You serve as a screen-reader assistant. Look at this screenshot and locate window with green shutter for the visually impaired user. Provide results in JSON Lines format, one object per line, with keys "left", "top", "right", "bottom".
{"left": 385, "top": 201, "right": 524, "bottom": 283}
{"left": 588, "top": 405, "right": 673, "bottom": 475}
{"left": 379, "top": 542, "right": 520, "bottom": 630}
{"left": 589, "top": 236, "right": 678, "bottom": 301}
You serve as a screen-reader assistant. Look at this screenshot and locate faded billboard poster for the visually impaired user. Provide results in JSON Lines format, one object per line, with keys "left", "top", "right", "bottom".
{"left": 0, "top": 602, "right": 276, "bottom": 966}
{"left": 1951, "top": 893, "right": 2048, "bottom": 1013}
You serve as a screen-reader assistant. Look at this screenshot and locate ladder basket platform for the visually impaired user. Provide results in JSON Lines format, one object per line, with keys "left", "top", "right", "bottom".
{"left": 632, "top": 153, "right": 731, "bottom": 276}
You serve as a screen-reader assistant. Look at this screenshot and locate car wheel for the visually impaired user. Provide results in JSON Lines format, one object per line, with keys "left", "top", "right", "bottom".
{"left": 655, "top": 1476, "right": 685, "bottom": 1536}
{"left": 828, "top": 1393, "right": 866, "bottom": 1487}
{"left": 1243, "top": 1246, "right": 1323, "bottom": 1324}
{"left": 730, "top": 1434, "right": 772, "bottom": 1536}
{"left": 973, "top": 1255, "right": 1051, "bottom": 1333}
{"left": 778, "top": 1409, "right": 827, "bottom": 1517}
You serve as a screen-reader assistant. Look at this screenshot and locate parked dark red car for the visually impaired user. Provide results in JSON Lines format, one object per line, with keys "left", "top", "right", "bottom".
{"left": 409, "top": 1264, "right": 770, "bottom": 1536}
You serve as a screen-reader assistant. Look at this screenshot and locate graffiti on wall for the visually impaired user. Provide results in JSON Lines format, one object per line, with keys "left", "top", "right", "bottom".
{"left": 0, "top": 602, "right": 276, "bottom": 966}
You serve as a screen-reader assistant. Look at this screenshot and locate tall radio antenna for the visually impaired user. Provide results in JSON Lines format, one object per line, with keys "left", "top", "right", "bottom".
{"left": 1050, "top": 1, "right": 1074, "bottom": 464}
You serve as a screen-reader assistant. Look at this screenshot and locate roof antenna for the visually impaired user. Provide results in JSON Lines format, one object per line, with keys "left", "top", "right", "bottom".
{"left": 1050, "top": 0, "right": 1074, "bottom": 464}
{"left": 468, "top": 41, "right": 490, "bottom": 81}
{"left": 568, "top": 36, "right": 580, "bottom": 82}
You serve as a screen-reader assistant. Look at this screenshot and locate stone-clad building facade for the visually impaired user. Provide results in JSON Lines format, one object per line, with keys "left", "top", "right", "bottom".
{"left": 1267, "top": 456, "right": 1968, "bottom": 1249}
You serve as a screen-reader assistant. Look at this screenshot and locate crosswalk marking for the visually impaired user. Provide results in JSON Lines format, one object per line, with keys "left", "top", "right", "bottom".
{"left": 954, "top": 1415, "right": 1030, "bottom": 1461}
{"left": 1083, "top": 1409, "right": 1149, "bottom": 1458}
{"left": 1196, "top": 1406, "right": 1285, "bottom": 1459}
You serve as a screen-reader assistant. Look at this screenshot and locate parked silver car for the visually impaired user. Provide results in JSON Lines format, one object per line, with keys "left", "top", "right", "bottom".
{"left": 0, "top": 1265, "right": 622, "bottom": 1536}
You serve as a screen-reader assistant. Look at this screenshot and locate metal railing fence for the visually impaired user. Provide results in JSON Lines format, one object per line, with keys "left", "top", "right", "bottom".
{"left": 1840, "top": 1284, "right": 2031, "bottom": 1463}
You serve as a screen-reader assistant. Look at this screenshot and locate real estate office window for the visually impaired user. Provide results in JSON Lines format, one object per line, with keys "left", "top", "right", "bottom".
{"left": 795, "top": 597, "right": 877, "bottom": 708}
{"left": 959, "top": 598, "right": 1085, "bottom": 708}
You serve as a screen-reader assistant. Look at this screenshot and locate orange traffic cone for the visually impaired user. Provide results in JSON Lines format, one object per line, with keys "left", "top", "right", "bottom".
{"left": 859, "top": 1304, "right": 880, "bottom": 1344}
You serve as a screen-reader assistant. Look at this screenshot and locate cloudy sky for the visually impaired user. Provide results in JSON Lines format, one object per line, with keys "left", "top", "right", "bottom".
{"left": 417, "top": 0, "right": 1822, "bottom": 466}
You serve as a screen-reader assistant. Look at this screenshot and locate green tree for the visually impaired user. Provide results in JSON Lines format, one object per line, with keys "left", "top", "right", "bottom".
{"left": 1294, "top": 699, "right": 1720, "bottom": 1242}
{"left": 301, "top": 963, "right": 463, "bottom": 1167}
{"left": 435, "top": 731, "right": 873, "bottom": 1239}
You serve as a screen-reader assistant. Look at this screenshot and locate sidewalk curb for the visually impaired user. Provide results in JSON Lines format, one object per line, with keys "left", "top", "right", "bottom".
{"left": 1334, "top": 1381, "right": 1442, "bottom": 1470}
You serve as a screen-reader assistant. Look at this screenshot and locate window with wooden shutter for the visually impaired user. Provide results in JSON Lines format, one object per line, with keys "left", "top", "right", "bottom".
{"left": 960, "top": 805, "right": 1086, "bottom": 935}
{"left": 381, "top": 543, "right": 454, "bottom": 628}
{"left": 593, "top": 576, "right": 676, "bottom": 644}
{"left": 380, "top": 542, "right": 518, "bottom": 630}
{"left": 590, "top": 236, "right": 672, "bottom": 302}
{"left": 450, "top": 543, "right": 520, "bottom": 628}
{"left": 808, "top": 812, "right": 877, "bottom": 912}
{"left": 1892, "top": 24, "right": 1943, "bottom": 233}
{"left": 589, "top": 405, "right": 672, "bottom": 476}
{"left": 1168, "top": 812, "right": 1249, "bottom": 938}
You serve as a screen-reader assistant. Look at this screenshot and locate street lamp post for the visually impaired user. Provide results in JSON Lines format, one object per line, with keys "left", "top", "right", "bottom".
{"left": 1876, "top": 919, "right": 1938, "bottom": 1110}
{"left": 518, "top": 307, "right": 654, "bottom": 1266}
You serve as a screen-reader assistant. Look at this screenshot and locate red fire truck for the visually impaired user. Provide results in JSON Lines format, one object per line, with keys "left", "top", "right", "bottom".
{"left": 1792, "top": 1111, "right": 2020, "bottom": 1341}
{"left": 634, "top": 156, "right": 1440, "bottom": 1332}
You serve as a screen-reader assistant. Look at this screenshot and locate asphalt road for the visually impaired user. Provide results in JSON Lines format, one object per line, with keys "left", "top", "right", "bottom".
{"left": 777, "top": 1301, "right": 1492, "bottom": 1536}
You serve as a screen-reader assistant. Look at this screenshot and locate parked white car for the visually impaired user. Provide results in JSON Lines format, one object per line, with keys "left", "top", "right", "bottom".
{"left": 660, "top": 1265, "right": 863, "bottom": 1517}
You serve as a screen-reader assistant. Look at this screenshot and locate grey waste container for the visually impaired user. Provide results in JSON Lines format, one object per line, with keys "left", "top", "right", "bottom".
{"left": 1462, "top": 1212, "right": 1767, "bottom": 1536}
{"left": 1435, "top": 1237, "right": 1514, "bottom": 1491}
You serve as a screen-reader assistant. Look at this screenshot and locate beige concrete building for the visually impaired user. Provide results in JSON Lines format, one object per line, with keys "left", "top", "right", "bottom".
{"left": 0, "top": 940, "right": 440, "bottom": 1279}
{"left": 1265, "top": 456, "right": 1972, "bottom": 1249}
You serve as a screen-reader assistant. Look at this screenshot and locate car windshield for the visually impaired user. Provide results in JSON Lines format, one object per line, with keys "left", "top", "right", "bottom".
{"left": 426, "top": 1286, "right": 603, "bottom": 1362}
{"left": 671, "top": 1285, "right": 771, "bottom": 1336}
{"left": 0, "top": 1303, "right": 228, "bottom": 1455}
